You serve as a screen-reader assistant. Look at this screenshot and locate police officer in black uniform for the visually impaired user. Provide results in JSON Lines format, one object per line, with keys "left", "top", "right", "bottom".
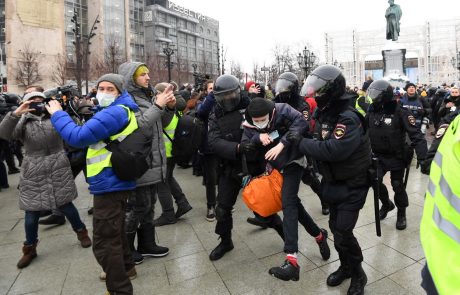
{"left": 287, "top": 65, "right": 370, "bottom": 295}
{"left": 207, "top": 74, "right": 283, "bottom": 261}
{"left": 366, "top": 80, "right": 427, "bottom": 230}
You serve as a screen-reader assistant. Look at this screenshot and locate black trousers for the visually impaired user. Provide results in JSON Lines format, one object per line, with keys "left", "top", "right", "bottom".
{"left": 202, "top": 154, "right": 218, "bottom": 208}
{"left": 377, "top": 167, "right": 408, "bottom": 208}
{"left": 214, "top": 174, "right": 241, "bottom": 237}
{"left": 93, "top": 190, "right": 134, "bottom": 295}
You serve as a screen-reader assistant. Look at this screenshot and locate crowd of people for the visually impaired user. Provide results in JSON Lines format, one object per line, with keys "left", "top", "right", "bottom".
{"left": 0, "top": 62, "right": 458, "bottom": 295}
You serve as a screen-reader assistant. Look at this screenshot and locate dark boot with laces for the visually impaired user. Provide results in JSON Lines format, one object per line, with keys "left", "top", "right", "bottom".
{"left": 327, "top": 264, "right": 352, "bottom": 286}
{"left": 396, "top": 207, "right": 407, "bottom": 230}
{"left": 269, "top": 258, "right": 300, "bottom": 281}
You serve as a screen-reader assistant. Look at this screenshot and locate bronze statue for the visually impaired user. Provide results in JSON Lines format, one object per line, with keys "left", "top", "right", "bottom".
{"left": 385, "top": 0, "right": 402, "bottom": 41}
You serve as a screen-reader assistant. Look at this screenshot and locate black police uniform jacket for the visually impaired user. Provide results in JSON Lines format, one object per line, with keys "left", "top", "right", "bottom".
{"left": 207, "top": 96, "right": 250, "bottom": 179}
{"left": 366, "top": 101, "right": 427, "bottom": 171}
{"left": 298, "top": 98, "right": 371, "bottom": 190}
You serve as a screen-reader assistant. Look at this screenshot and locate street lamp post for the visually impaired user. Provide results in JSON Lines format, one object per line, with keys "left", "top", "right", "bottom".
{"left": 297, "top": 46, "right": 316, "bottom": 80}
{"left": 162, "top": 42, "right": 175, "bottom": 82}
{"left": 192, "top": 63, "right": 198, "bottom": 87}
{"left": 332, "top": 59, "right": 344, "bottom": 70}
{"left": 85, "top": 15, "right": 100, "bottom": 95}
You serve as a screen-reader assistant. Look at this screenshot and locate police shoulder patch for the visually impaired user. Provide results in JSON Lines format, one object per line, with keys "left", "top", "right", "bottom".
{"left": 333, "top": 124, "right": 346, "bottom": 139}
{"left": 408, "top": 115, "right": 416, "bottom": 126}
{"left": 435, "top": 124, "right": 449, "bottom": 139}
{"left": 302, "top": 110, "right": 310, "bottom": 120}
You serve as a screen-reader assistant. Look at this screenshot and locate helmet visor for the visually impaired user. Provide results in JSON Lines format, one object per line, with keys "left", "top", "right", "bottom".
{"left": 275, "top": 79, "right": 294, "bottom": 96}
{"left": 367, "top": 88, "right": 384, "bottom": 101}
{"left": 303, "top": 75, "right": 330, "bottom": 97}
{"left": 215, "top": 88, "right": 241, "bottom": 111}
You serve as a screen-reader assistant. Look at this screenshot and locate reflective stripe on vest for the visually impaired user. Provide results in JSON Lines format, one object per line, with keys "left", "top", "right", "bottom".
{"left": 420, "top": 115, "right": 460, "bottom": 294}
{"left": 355, "top": 95, "right": 372, "bottom": 116}
{"left": 163, "top": 113, "right": 179, "bottom": 158}
{"left": 86, "top": 105, "right": 138, "bottom": 178}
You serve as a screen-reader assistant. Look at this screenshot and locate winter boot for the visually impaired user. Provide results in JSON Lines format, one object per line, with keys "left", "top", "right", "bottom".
{"left": 347, "top": 264, "right": 367, "bottom": 295}
{"left": 247, "top": 214, "right": 269, "bottom": 229}
{"left": 396, "top": 207, "right": 407, "bottom": 230}
{"left": 137, "top": 225, "right": 169, "bottom": 258}
{"left": 327, "top": 263, "right": 352, "bottom": 286}
{"left": 126, "top": 232, "right": 144, "bottom": 265}
{"left": 269, "top": 254, "right": 300, "bottom": 281}
{"left": 175, "top": 201, "right": 193, "bottom": 219}
{"left": 17, "top": 243, "right": 38, "bottom": 269}
{"left": 316, "top": 229, "right": 330, "bottom": 260}
{"left": 379, "top": 200, "right": 395, "bottom": 220}
{"left": 209, "top": 235, "right": 234, "bottom": 261}
{"left": 76, "top": 227, "right": 92, "bottom": 248}
{"left": 153, "top": 214, "right": 176, "bottom": 226}
{"left": 38, "top": 214, "right": 66, "bottom": 226}
{"left": 321, "top": 202, "right": 330, "bottom": 215}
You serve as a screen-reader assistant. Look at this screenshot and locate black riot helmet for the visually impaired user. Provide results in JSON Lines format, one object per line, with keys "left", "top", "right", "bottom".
{"left": 367, "top": 80, "right": 394, "bottom": 107}
{"left": 213, "top": 74, "right": 241, "bottom": 112}
{"left": 275, "top": 72, "right": 299, "bottom": 102}
{"left": 427, "top": 87, "right": 437, "bottom": 97}
{"left": 301, "top": 65, "right": 346, "bottom": 110}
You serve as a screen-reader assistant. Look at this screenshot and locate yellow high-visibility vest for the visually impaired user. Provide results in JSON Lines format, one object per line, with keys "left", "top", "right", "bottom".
{"left": 162, "top": 112, "right": 180, "bottom": 158}
{"left": 420, "top": 115, "right": 460, "bottom": 294}
{"left": 86, "top": 105, "right": 138, "bottom": 177}
{"left": 355, "top": 95, "right": 372, "bottom": 116}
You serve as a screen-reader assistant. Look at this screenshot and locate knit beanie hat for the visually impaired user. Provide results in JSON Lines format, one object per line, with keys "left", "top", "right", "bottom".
{"left": 97, "top": 74, "right": 124, "bottom": 93}
{"left": 247, "top": 97, "right": 275, "bottom": 118}
{"left": 133, "top": 65, "right": 149, "bottom": 81}
{"left": 245, "top": 81, "right": 256, "bottom": 91}
{"left": 23, "top": 91, "right": 46, "bottom": 101}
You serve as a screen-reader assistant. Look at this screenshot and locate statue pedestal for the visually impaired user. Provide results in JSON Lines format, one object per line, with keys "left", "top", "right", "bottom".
{"left": 382, "top": 45, "right": 410, "bottom": 87}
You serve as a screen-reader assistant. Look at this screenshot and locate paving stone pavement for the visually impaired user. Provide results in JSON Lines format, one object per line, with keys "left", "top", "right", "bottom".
{"left": 0, "top": 161, "right": 429, "bottom": 295}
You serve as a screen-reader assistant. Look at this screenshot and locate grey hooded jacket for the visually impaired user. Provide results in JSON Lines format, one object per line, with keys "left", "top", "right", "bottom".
{"left": 118, "top": 61, "right": 166, "bottom": 186}
{"left": 0, "top": 112, "right": 78, "bottom": 211}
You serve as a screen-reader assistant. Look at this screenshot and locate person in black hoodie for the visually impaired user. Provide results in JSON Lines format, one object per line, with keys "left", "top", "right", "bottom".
{"left": 287, "top": 65, "right": 371, "bottom": 295}
{"left": 242, "top": 98, "right": 330, "bottom": 282}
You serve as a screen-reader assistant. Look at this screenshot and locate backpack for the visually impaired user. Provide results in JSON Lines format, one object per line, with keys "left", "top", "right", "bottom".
{"left": 104, "top": 117, "right": 153, "bottom": 181}
{"left": 164, "top": 111, "right": 203, "bottom": 164}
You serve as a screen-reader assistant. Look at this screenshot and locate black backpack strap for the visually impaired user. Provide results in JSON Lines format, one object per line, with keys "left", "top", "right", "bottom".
{"left": 163, "top": 129, "right": 173, "bottom": 142}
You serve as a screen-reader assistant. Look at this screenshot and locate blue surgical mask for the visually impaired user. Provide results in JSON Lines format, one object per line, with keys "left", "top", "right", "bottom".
{"left": 97, "top": 93, "right": 117, "bottom": 107}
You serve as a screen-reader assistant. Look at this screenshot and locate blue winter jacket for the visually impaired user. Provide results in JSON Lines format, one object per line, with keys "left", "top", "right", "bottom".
{"left": 50, "top": 91, "right": 139, "bottom": 195}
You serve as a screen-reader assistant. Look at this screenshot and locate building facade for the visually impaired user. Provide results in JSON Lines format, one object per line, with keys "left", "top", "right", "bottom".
{"left": 325, "top": 19, "right": 460, "bottom": 87}
{"left": 4, "top": 0, "right": 219, "bottom": 94}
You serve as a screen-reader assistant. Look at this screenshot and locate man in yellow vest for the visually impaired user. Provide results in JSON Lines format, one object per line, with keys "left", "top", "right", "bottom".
{"left": 47, "top": 74, "right": 174, "bottom": 295}
{"left": 420, "top": 114, "right": 460, "bottom": 295}
{"left": 355, "top": 78, "right": 373, "bottom": 116}
{"left": 153, "top": 82, "right": 193, "bottom": 226}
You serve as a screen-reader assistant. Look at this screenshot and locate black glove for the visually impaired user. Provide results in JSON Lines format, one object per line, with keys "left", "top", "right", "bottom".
{"left": 239, "top": 142, "right": 257, "bottom": 155}
{"left": 419, "top": 160, "right": 431, "bottom": 175}
{"left": 417, "top": 109, "right": 426, "bottom": 117}
{"left": 286, "top": 131, "right": 302, "bottom": 147}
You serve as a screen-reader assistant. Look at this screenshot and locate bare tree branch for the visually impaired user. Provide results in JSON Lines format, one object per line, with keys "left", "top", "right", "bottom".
{"left": 51, "top": 54, "right": 69, "bottom": 86}
{"left": 15, "top": 43, "right": 42, "bottom": 88}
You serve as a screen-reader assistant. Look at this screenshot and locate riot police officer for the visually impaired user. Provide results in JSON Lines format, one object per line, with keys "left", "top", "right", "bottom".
{"left": 207, "top": 75, "right": 250, "bottom": 261}
{"left": 366, "top": 80, "right": 427, "bottom": 230}
{"left": 287, "top": 65, "right": 371, "bottom": 295}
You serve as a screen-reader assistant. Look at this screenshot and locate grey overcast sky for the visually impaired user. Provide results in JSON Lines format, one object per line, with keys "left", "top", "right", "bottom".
{"left": 174, "top": 0, "right": 460, "bottom": 73}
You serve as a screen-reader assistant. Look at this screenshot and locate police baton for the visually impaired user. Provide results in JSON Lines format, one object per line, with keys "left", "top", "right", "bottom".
{"left": 371, "top": 156, "right": 382, "bottom": 237}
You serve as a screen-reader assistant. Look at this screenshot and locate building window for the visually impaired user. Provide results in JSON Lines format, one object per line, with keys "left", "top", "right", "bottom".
{"left": 167, "top": 15, "right": 176, "bottom": 27}
{"left": 179, "top": 46, "right": 187, "bottom": 58}
{"left": 199, "top": 26, "right": 204, "bottom": 33}
{"left": 197, "top": 49, "right": 204, "bottom": 61}
{"left": 187, "top": 22, "right": 196, "bottom": 32}
{"left": 178, "top": 32, "right": 186, "bottom": 45}
{"left": 214, "top": 31, "right": 218, "bottom": 37}
{"left": 178, "top": 19, "right": 185, "bottom": 28}
{"left": 207, "top": 28, "right": 211, "bottom": 35}
{"left": 155, "top": 26, "right": 166, "bottom": 38}
{"left": 197, "top": 38, "right": 204, "bottom": 48}
{"left": 205, "top": 39, "right": 211, "bottom": 49}
{"left": 189, "top": 48, "right": 196, "bottom": 60}
{"left": 158, "top": 11, "right": 166, "bottom": 23}
{"left": 187, "top": 35, "right": 196, "bottom": 47}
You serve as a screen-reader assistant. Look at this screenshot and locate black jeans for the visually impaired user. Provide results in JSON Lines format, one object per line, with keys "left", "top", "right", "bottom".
{"left": 202, "top": 154, "right": 218, "bottom": 208}
{"left": 93, "top": 191, "right": 134, "bottom": 295}
{"left": 282, "top": 163, "right": 321, "bottom": 253}
{"left": 377, "top": 167, "right": 408, "bottom": 208}
{"left": 125, "top": 184, "right": 157, "bottom": 233}
{"left": 157, "top": 157, "right": 188, "bottom": 218}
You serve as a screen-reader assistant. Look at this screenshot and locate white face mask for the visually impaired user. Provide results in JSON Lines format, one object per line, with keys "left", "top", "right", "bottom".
{"left": 253, "top": 116, "right": 269, "bottom": 129}
{"left": 97, "top": 92, "right": 117, "bottom": 107}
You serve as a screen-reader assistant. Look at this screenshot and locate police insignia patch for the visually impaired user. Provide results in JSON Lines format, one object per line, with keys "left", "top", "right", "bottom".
{"left": 333, "top": 124, "right": 346, "bottom": 139}
{"left": 435, "top": 124, "right": 449, "bottom": 139}
{"left": 408, "top": 115, "right": 416, "bottom": 126}
{"left": 302, "top": 110, "right": 310, "bottom": 120}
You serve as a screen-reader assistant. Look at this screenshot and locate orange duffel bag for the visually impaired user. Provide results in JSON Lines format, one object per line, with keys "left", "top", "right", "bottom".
{"left": 242, "top": 168, "right": 283, "bottom": 217}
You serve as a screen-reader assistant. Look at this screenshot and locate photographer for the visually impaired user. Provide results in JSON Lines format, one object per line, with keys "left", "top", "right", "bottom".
{"left": 0, "top": 91, "right": 92, "bottom": 270}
